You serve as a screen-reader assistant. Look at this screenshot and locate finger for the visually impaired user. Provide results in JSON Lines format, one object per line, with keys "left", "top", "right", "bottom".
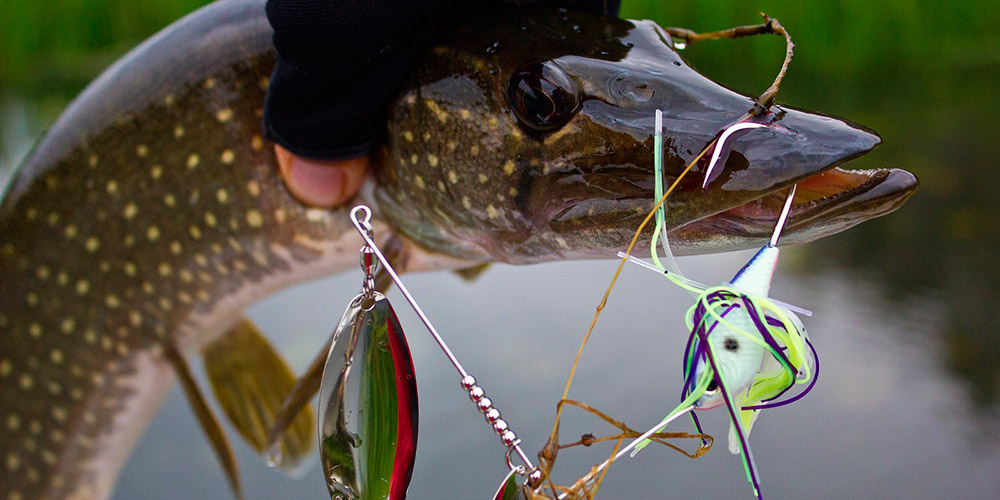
{"left": 275, "top": 145, "right": 369, "bottom": 208}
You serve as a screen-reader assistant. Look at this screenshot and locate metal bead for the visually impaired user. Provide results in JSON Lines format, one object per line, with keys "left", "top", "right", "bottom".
{"left": 501, "top": 430, "right": 518, "bottom": 446}
{"left": 468, "top": 386, "right": 485, "bottom": 402}
{"left": 492, "top": 419, "right": 509, "bottom": 434}
{"left": 484, "top": 408, "right": 501, "bottom": 423}
{"left": 460, "top": 375, "right": 477, "bottom": 390}
{"left": 476, "top": 397, "right": 493, "bottom": 413}
{"left": 359, "top": 247, "right": 378, "bottom": 275}
{"left": 528, "top": 469, "right": 543, "bottom": 485}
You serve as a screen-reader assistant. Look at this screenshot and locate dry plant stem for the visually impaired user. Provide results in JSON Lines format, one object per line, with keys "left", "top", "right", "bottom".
{"left": 542, "top": 15, "right": 794, "bottom": 498}
{"left": 665, "top": 13, "right": 794, "bottom": 115}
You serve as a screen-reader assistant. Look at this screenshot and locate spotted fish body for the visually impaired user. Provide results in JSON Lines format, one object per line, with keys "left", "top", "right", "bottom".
{"left": 0, "top": 0, "right": 916, "bottom": 498}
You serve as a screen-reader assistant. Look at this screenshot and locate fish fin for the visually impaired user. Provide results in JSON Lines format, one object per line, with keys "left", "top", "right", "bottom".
{"left": 453, "top": 262, "right": 492, "bottom": 282}
{"left": 165, "top": 344, "right": 243, "bottom": 500}
{"left": 201, "top": 318, "right": 315, "bottom": 473}
{"left": 265, "top": 334, "right": 331, "bottom": 457}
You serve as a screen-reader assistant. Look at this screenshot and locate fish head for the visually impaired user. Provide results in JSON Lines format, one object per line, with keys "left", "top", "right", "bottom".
{"left": 374, "top": 4, "right": 917, "bottom": 264}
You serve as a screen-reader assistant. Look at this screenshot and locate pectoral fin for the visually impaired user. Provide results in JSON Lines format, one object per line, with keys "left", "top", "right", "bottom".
{"left": 202, "top": 318, "right": 315, "bottom": 472}
{"left": 454, "top": 262, "right": 491, "bottom": 282}
{"left": 165, "top": 344, "right": 243, "bottom": 500}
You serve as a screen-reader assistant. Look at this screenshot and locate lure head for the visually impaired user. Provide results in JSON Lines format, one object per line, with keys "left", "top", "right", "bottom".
{"left": 691, "top": 305, "right": 768, "bottom": 409}
{"left": 374, "top": 4, "right": 917, "bottom": 264}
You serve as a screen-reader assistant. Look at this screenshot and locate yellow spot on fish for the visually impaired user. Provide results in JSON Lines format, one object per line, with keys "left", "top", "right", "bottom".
{"left": 487, "top": 205, "right": 500, "bottom": 219}
{"left": 106, "top": 180, "right": 119, "bottom": 194}
{"left": 471, "top": 145, "right": 479, "bottom": 156}
{"left": 509, "top": 187, "right": 518, "bottom": 197}
{"left": 158, "top": 263, "right": 173, "bottom": 277}
{"left": 123, "top": 203, "right": 138, "bottom": 219}
{"left": 436, "top": 180, "right": 446, "bottom": 191}
{"left": 117, "top": 342, "right": 130, "bottom": 356}
{"left": 173, "top": 125, "right": 185, "bottom": 138}
{"left": 150, "top": 165, "right": 163, "bottom": 180}
{"left": 259, "top": 77, "right": 270, "bottom": 90}
{"left": 129, "top": 311, "right": 142, "bottom": 327}
{"left": 6, "top": 452, "right": 19, "bottom": 473}
{"left": 0, "top": 359, "right": 10, "bottom": 377}
{"left": 178, "top": 292, "right": 193, "bottom": 304}
{"left": 19, "top": 375, "right": 32, "bottom": 390}
{"left": 36, "top": 266, "right": 50, "bottom": 280}
{"left": 422, "top": 131, "right": 431, "bottom": 142}
{"left": 410, "top": 153, "right": 419, "bottom": 165}
{"left": 189, "top": 226, "right": 202, "bottom": 240}
{"left": 46, "top": 212, "right": 59, "bottom": 226}
{"left": 26, "top": 293, "right": 38, "bottom": 307}
{"left": 405, "top": 92, "right": 417, "bottom": 105}
{"left": 447, "top": 141, "right": 457, "bottom": 152}
{"left": 123, "top": 262, "right": 137, "bottom": 276}
{"left": 146, "top": 226, "right": 161, "bottom": 242}
{"left": 187, "top": 154, "right": 200, "bottom": 169}
{"left": 251, "top": 135, "right": 263, "bottom": 151}
{"left": 205, "top": 212, "right": 217, "bottom": 227}
{"left": 462, "top": 196, "right": 472, "bottom": 210}
{"left": 51, "top": 407, "right": 67, "bottom": 423}
{"left": 57, "top": 271, "right": 68, "bottom": 285}
{"left": 47, "top": 381, "right": 61, "bottom": 395}
{"left": 216, "top": 189, "right": 229, "bottom": 203}
{"left": 136, "top": 144, "right": 149, "bottom": 157}
{"left": 246, "top": 210, "right": 264, "bottom": 228}
{"left": 50, "top": 349, "right": 64, "bottom": 364}
{"left": 164, "top": 94, "right": 176, "bottom": 105}
{"left": 123, "top": 234, "right": 136, "bottom": 247}
{"left": 76, "top": 279, "right": 90, "bottom": 296}
{"left": 64, "top": 225, "right": 78, "bottom": 239}
{"left": 414, "top": 175, "right": 425, "bottom": 189}
{"left": 170, "top": 241, "right": 183, "bottom": 255}
{"left": 105, "top": 295, "right": 121, "bottom": 309}
{"left": 25, "top": 207, "right": 38, "bottom": 220}
{"left": 203, "top": 78, "right": 217, "bottom": 89}
{"left": 50, "top": 430, "right": 64, "bottom": 443}
{"left": 180, "top": 269, "right": 194, "bottom": 283}
{"left": 448, "top": 170, "right": 458, "bottom": 183}
{"left": 194, "top": 254, "right": 208, "bottom": 267}
{"left": 83, "top": 236, "right": 100, "bottom": 253}
{"left": 5, "top": 414, "right": 19, "bottom": 431}
{"left": 424, "top": 99, "right": 449, "bottom": 123}
{"left": 216, "top": 108, "right": 234, "bottom": 122}
{"left": 247, "top": 181, "right": 260, "bottom": 197}
{"left": 29, "top": 323, "right": 42, "bottom": 338}
{"left": 428, "top": 154, "right": 440, "bottom": 167}
{"left": 503, "top": 160, "right": 516, "bottom": 175}
{"left": 274, "top": 209, "right": 287, "bottom": 224}
{"left": 159, "top": 297, "right": 173, "bottom": 311}
{"left": 197, "top": 289, "right": 211, "bottom": 302}
{"left": 84, "top": 329, "right": 97, "bottom": 344}
{"left": 478, "top": 174, "right": 489, "bottom": 183}
{"left": 220, "top": 149, "right": 235, "bottom": 164}
{"left": 403, "top": 131, "right": 414, "bottom": 142}
{"left": 459, "top": 109, "right": 472, "bottom": 120}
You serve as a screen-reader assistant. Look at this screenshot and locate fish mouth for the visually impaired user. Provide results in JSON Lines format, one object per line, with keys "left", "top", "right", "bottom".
{"left": 671, "top": 165, "right": 919, "bottom": 253}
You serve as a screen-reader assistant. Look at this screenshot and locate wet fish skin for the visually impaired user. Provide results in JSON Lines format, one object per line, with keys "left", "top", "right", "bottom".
{"left": 0, "top": 1, "right": 915, "bottom": 499}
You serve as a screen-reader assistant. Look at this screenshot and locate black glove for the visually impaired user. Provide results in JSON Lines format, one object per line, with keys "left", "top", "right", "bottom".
{"left": 263, "top": 0, "right": 621, "bottom": 161}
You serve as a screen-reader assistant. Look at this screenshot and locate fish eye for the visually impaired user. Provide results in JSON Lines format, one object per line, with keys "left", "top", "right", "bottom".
{"left": 507, "top": 62, "right": 580, "bottom": 132}
{"left": 724, "top": 337, "right": 739, "bottom": 351}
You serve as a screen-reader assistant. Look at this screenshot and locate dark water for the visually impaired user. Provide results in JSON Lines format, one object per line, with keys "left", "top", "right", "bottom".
{"left": 2, "top": 0, "right": 999, "bottom": 498}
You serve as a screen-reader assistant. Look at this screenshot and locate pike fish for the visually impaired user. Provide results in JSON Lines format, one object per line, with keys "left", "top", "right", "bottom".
{"left": 0, "top": 0, "right": 916, "bottom": 498}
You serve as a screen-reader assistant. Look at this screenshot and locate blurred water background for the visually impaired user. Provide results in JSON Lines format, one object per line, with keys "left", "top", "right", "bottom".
{"left": 1, "top": 0, "right": 998, "bottom": 498}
